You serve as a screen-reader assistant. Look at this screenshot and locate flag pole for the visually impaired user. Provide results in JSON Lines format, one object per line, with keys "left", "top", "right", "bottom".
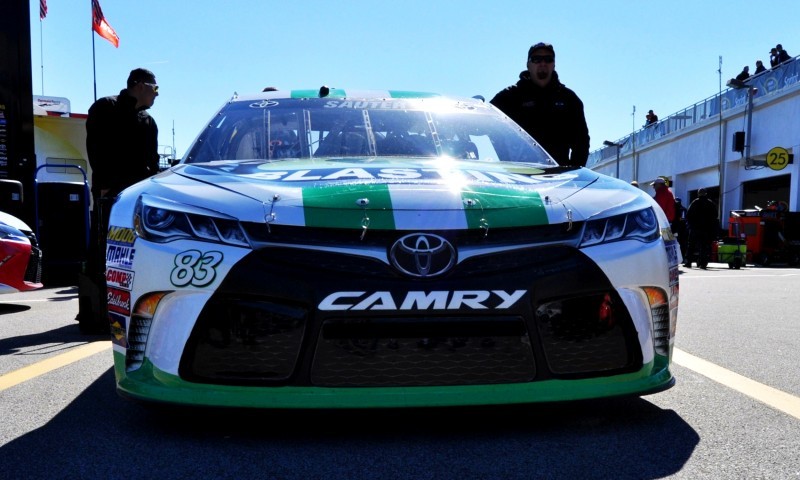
{"left": 40, "top": 16, "right": 44, "bottom": 95}
{"left": 92, "top": 21, "right": 97, "bottom": 101}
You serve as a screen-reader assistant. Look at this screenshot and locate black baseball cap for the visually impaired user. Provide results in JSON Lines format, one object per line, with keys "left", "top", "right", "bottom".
{"left": 528, "top": 42, "right": 555, "bottom": 59}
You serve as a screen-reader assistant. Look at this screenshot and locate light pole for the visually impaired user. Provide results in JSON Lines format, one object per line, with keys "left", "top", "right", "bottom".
{"left": 603, "top": 140, "right": 621, "bottom": 179}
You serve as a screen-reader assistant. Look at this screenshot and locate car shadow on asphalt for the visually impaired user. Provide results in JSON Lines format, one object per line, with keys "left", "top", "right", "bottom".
{"left": 0, "top": 323, "right": 103, "bottom": 356}
{"left": 0, "top": 368, "right": 701, "bottom": 479}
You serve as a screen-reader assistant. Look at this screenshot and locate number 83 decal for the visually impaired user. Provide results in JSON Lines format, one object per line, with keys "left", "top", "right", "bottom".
{"left": 171, "top": 250, "right": 224, "bottom": 287}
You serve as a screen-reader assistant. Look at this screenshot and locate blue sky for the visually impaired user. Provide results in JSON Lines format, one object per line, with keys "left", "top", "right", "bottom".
{"left": 29, "top": 0, "right": 798, "bottom": 160}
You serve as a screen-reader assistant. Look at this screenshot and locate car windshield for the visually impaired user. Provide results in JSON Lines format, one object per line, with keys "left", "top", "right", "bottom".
{"left": 183, "top": 96, "right": 557, "bottom": 167}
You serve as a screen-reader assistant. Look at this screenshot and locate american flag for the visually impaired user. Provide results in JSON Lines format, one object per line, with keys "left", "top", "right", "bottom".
{"left": 92, "top": 0, "right": 120, "bottom": 48}
{"left": 40, "top": 0, "right": 47, "bottom": 20}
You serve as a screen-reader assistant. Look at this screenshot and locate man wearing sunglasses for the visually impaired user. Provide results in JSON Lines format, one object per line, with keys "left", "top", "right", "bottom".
{"left": 490, "top": 42, "right": 590, "bottom": 168}
{"left": 79, "top": 67, "right": 160, "bottom": 333}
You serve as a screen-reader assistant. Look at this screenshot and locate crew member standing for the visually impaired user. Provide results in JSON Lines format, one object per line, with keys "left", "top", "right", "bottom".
{"left": 651, "top": 177, "right": 675, "bottom": 223}
{"left": 685, "top": 188, "right": 719, "bottom": 269}
{"left": 78, "top": 67, "right": 160, "bottom": 332}
{"left": 490, "top": 42, "right": 590, "bottom": 167}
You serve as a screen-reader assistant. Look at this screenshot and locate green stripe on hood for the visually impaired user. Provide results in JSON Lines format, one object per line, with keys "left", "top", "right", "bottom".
{"left": 461, "top": 185, "right": 548, "bottom": 229}
{"left": 302, "top": 184, "right": 396, "bottom": 229}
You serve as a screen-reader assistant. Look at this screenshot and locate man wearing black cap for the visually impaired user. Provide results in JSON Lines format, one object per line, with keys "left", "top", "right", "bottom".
{"left": 490, "top": 42, "right": 590, "bottom": 167}
{"left": 78, "top": 67, "right": 161, "bottom": 332}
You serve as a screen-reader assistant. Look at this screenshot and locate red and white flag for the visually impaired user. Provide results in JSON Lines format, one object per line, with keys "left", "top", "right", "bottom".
{"left": 91, "top": 0, "right": 120, "bottom": 48}
{"left": 40, "top": 0, "right": 47, "bottom": 19}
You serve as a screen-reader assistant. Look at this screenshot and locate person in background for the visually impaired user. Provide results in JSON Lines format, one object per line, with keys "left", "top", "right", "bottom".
{"left": 650, "top": 177, "right": 675, "bottom": 224}
{"left": 631, "top": 180, "right": 640, "bottom": 188}
{"left": 770, "top": 48, "right": 780, "bottom": 68}
{"left": 754, "top": 60, "right": 767, "bottom": 75}
{"left": 490, "top": 42, "right": 590, "bottom": 167}
{"left": 79, "top": 67, "right": 160, "bottom": 332}
{"left": 735, "top": 66, "right": 750, "bottom": 82}
{"left": 645, "top": 110, "right": 658, "bottom": 127}
{"left": 776, "top": 44, "right": 791, "bottom": 64}
{"left": 685, "top": 188, "right": 719, "bottom": 269}
{"left": 673, "top": 197, "right": 688, "bottom": 258}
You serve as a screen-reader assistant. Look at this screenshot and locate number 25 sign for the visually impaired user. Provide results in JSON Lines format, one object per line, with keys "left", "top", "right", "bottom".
{"left": 767, "top": 146, "right": 791, "bottom": 171}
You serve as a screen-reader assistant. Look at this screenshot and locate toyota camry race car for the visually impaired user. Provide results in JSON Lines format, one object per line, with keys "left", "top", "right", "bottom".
{"left": 0, "top": 211, "right": 43, "bottom": 294}
{"left": 107, "top": 88, "right": 680, "bottom": 408}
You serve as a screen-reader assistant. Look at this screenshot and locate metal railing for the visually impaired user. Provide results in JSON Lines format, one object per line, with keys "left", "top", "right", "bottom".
{"left": 588, "top": 56, "right": 800, "bottom": 168}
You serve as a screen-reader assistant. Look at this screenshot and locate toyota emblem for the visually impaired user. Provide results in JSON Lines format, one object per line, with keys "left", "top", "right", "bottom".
{"left": 389, "top": 233, "right": 456, "bottom": 278}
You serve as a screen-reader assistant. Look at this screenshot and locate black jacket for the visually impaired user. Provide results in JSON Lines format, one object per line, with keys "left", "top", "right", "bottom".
{"left": 686, "top": 196, "right": 718, "bottom": 234}
{"left": 86, "top": 89, "right": 159, "bottom": 196}
{"left": 490, "top": 71, "right": 590, "bottom": 167}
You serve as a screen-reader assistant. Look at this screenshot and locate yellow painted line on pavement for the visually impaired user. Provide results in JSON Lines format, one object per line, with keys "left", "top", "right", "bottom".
{"left": 0, "top": 341, "right": 111, "bottom": 392}
{"left": 674, "top": 348, "right": 800, "bottom": 420}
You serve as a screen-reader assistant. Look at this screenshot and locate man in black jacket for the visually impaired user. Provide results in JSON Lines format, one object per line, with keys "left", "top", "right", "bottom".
{"left": 78, "top": 68, "right": 160, "bottom": 332}
{"left": 490, "top": 42, "right": 590, "bottom": 167}
{"left": 685, "top": 189, "right": 718, "bottom": 269}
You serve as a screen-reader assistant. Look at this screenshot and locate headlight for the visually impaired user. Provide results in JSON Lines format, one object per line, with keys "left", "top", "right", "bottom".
{"left": 579, "top": 207, "right": 659, "bottom": 248}
{"left": 133, "top": 195, "right": 250, "bottom": 247}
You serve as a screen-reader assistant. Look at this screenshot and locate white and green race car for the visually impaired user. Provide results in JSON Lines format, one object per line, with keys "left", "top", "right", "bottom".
{"left": 107, "top": 88, "right": 680, "bottom": 408}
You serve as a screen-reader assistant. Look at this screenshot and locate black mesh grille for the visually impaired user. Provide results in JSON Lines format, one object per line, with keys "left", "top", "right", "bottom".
{"left": 535, "top": 294, "right": 638, "bottom": 375}
{"left": 180, "top": 298, "right": 308, "bottom": 384}
{"left": 311, "top": 317, "right": 535, "bottom": 386}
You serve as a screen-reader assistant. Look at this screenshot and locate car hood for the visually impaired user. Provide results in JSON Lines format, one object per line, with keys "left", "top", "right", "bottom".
{"left": 0, "top": 211, "right": 33, "bottom": 233}
{"left": 156, "top": 159, "right": 653, "bottom": 229}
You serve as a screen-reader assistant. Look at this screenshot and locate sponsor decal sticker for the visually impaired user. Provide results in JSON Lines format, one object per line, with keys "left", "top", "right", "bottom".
{"left": 106, "top": 267, "right": 134, "bottom": 290}
{"left": 107, "top": 226, "right": 136, "bottom": 268}
{"left": 248, "top": 166, "right": 544, "bottom": 185}
{"left": 107, "top": 287, "right": 131, "bottom": 316}
{"left": 109, "top": 312, "right": 127, "bottom": 348}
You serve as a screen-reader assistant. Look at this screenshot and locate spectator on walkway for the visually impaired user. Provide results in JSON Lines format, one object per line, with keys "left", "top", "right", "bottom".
{"left": 645, "top": 110, "right": 658, "bottom": 127}
{"left": 770, "top": 48, "right": 780, "bottom": 68}
{"left": 754, "top": 60, "right": 767, "bottom": 75}
{"left": 777, "top": 44, "right": 791, "bottom": 64}
{"left": 735, "top": 66, "right": 750, "bottom": 82}
{"left": 650, "top": 177, "right": 675, "bottom": 224}
{"left": 685, "top": 189, "right": 719, "bottom": 269}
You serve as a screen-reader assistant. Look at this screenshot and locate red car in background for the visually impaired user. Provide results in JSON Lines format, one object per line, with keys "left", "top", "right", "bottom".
{"left": 0, "top": 211, "right": 43, "bottom": 293}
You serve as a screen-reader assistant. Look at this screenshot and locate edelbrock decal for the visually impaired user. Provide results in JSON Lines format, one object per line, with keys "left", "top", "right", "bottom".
{"left": 107, "top": 288, "right": 131, "bottom": 316}
{"left": 319, "top": 290, "right": 527, "bottom": 311}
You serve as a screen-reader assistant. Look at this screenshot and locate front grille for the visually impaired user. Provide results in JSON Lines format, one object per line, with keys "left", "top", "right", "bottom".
{"left": 180, "top": 298, "right": 308, "bottom": 384}
{"left": 23, "top": 231, "right": 42, "bottom": 284}
{"left": 311, "top": 317, "right": 535, "bottom": 386}
{"left": 179, "top": 241, "right": 642, "bottom": 387}
{"left": 536, "top": 295, "right": 636, "bottom": 375}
